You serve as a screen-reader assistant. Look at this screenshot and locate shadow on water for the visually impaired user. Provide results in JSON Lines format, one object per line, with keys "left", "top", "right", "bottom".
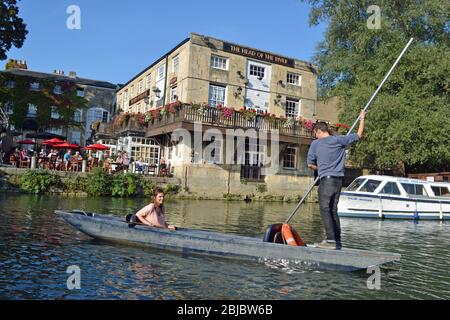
{"left": 0, "top": 193, "right": 449, "bottom": 299}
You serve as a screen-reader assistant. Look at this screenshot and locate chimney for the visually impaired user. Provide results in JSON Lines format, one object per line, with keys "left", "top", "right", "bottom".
{"left": 53, "top": 70, "right": 64, "bottom": 75}
{"left": 68, "top": 71, "right": 77, "bottom": 78}
{"left": 5, "top": 59, "right": 28, "bottom": 70}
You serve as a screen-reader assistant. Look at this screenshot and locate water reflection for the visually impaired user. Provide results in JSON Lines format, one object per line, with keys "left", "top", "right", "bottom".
{"left": 0, "top": 194, "right": 449, "bottom": 299}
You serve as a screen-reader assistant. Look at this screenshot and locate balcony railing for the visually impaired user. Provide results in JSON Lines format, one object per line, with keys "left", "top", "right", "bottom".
{"left": 96, "top": 105, "right": 314, "bottom": 139}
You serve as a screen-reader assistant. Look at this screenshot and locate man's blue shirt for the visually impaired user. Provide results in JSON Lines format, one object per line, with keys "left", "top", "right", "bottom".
{"left": 307, "top": 134, "right": 359, "bottom": 177}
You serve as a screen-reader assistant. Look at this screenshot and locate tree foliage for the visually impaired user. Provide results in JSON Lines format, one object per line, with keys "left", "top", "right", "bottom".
{"left": 302, "top": 0, "right": 450, "bottom": 171}
{"left": 0, "top": 0, "right": 28, "bottom": 61}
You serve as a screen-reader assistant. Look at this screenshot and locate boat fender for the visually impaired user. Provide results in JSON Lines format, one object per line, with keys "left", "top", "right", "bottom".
{"left": 262, "top": 223, "right": 283, "bottom": 242}
{"left": 281, "top": 224, "right": 306, "bottom": 247}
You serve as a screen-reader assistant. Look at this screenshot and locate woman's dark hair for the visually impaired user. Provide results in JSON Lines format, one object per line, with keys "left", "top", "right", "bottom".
{"left": 153, "top": 187, "right": 164, "bottom": 197}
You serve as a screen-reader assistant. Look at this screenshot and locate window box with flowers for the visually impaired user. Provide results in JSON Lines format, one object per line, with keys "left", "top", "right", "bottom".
{"left": 239, "top": 107, "right": 257, "bottom": 121}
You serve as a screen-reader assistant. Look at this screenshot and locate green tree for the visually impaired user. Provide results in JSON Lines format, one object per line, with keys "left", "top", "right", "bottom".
{"left": 0, "top": 0, "right": 28, "bottom": 60}
{"left": 302, "top": 0, "right": 450, "bottom": 172}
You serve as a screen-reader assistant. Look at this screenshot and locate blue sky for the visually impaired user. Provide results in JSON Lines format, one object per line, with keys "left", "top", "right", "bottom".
{"left": 7, "top": 0, "right": 327, "bottom": 84}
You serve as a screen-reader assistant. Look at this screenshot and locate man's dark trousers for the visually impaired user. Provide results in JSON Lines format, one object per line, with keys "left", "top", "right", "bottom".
{"left": 318, "top": 177, "right": 343, "bottom": 246}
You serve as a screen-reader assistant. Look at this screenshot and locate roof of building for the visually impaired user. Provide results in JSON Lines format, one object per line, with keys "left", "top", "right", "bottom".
{"left": 1, "top": 68, "right": 117, "bottom": 90}
{"left": 117, "top": 32, "right": 318, "bottom": 93}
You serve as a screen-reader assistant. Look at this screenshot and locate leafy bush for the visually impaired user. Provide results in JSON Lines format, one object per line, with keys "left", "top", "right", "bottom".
{"left": 20, "top": 170, "right": 60, "bottom": 194}
{"left": 64, "top": 176, "right": 88, "bottom": 193}
{"left": 163, "top": 183, "right": 181, "bottom": 195}
{"left": 111, "top": 173, "right": 139, "bottom": 197}
{"left": 141, "top": 179, "right": 157, "bottom": 197}
{"left": 256, "top": 183, "right": 267, "bottom": 193}
{"left": 86, "top": 168, "right": 112, "bottom": 196}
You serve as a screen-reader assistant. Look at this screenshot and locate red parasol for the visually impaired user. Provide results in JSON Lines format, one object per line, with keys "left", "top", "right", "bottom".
{"left": 83, "top": 143, "right": 110, "bottom": 150}
{"left": 17, "top": 139, "right": 36, "bottom": 144}
{"left": 53, "top": 143, "right": 80, "bottom": 149}
{"left": 43, "top": 138, "right": 65, "bottom": 145}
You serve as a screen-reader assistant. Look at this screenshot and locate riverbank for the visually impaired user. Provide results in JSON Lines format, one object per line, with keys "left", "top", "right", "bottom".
{"left": 0, "top": 166, "right": 317, "bottom": 202}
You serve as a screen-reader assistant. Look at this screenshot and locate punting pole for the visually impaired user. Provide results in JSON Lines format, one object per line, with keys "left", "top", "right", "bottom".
{"left": 284, "top": 37, "right": 414, "bottom": 225}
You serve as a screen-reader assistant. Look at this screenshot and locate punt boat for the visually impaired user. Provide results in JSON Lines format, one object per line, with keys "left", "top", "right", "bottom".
{"left": 338, "top": 175, "right": 450, "bottom": 220}
{"left": 56, "top": 210, "right": 401, "bottom": 272}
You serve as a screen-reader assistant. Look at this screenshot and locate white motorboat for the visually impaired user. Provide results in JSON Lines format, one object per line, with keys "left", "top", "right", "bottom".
{"left": 338, "top": 175, "right": 450, "bottom": 220}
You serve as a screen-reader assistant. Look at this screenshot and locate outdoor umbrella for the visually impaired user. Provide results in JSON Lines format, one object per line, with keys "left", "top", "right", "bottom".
{"left": 43, "top": 138, "right": 65, "bottom": 145}
{"left": 53, "top": 143, "right": 80, "bottom": 149}
{"left": 17, "top": 140, "right": 36, "bottom": 144}
{"left": 84, "top": 143, "right": 110, "bottom": 150}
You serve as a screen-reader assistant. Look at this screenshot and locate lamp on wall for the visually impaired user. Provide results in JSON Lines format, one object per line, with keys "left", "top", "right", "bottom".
{"left": 237, "top": 71, "right": 245, "bottom": 80}
{"left": 152, "top": 87, "right": 161, "bottom": 99}
{"left": 275, "top": 94, "right": 282, "bottom": 105}
{"left": 234, "top": 86, "right": 243, "bottom": 98}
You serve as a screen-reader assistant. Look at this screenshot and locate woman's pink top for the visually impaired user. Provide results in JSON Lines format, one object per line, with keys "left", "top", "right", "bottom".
{"left": 136, "top": 203, "right": 167, "bottom": 228}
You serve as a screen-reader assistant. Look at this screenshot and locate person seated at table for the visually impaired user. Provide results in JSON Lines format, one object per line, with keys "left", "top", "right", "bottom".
{"left": 37, "top": 149, "right": 46, "bottom": 167}
{"left": 20, "top": 148, "right": 29, "bottom": 161}
{"left": 135, "top": 187, "right": 177, "bottom": 230}
{"left": 159, "top": 158, "right": 168, "bottom": 176}
{"left": 74, "top": 151, "right": 82, "bottom": 161}
{"left": 135, "top": 158, "right": 146, "bottom": 174}
{"left": 122, "top": 151, "right": 130, "bottom": 171}
{"left": 103, "top": 156, "right": 111, "bottom": 172}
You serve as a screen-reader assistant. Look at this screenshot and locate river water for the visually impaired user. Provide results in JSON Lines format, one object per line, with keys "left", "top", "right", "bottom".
{"left": 0, "top": 194, "right": 449, "bottom": 300}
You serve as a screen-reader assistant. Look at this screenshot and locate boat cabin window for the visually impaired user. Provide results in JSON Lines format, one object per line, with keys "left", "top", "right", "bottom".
{"left": 347, "top": 178, "right": 366, "bottom": 191}
{"left": 401, "top": 183, "right": 428, "bottom": 196}
{"left": 379, "top": 182, "right": 401, "bottom": 195}
{"left": 430, "top": 186, "right": 450, "bottom": 197}
{"left": 358, "top": 179, "right": 382, "bottom": 193}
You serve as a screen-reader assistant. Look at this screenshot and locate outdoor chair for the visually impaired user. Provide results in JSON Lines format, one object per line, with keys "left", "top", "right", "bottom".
{"left": 19, "top": 154, "right": 30, "bottom": 168}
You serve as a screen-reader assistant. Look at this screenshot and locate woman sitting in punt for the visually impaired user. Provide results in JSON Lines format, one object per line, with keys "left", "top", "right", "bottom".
{"left": 135, "top": 187, "right": 177, "bottom": 230}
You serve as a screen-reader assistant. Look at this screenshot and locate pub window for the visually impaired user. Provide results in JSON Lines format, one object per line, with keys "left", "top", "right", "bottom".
{"left": 283, "top": 147, "right": 296, "bottom": 169}
{"left": 170, "top": 86, "right": 177, "bottom": 103}
{"left": 6, "top": 81, "right": 15, "bottom": 89}
{"left": 73, "top": 109, "right": 82, "bottom": 122}
{"left": 77, "top": 87, "right": 85, "bottom": 97}
{"left": 287, "top": 73, "right": 301, "bottom": 86}
{"left": 130, "top": 85, "right": 134, "bottom": 97}
{"left": 285, "top": 98, "right": 300, "bottom": 118}
{"left": 27, "top": 104, "right": 37, "bottom": 117}
{"left": 102, "top": 111, "right": 109, "bottom": 123}
{"left": 51, "top": 106, "right": 60, "bottom": 119}
{"left": 145, "top": 74, "right": 151, "bottom": 90}
{"left": 249, "top": 64, "right": 265, "bottom": 78}
{"left": 138, "top": 80, "right": 143, "bottom": 94}
{"left": 54, "top": 84, "right": 62, "bottom": 94}
{"left": 172, "top": 55, "right": 180, "bottom": 73}
{"left": 211, "top": 55, "right": 228, "bottom": 70}
{"left": 208, "top": 84, "right": 226, "bottom": 107}
{"left": 157, "top": 65, "right": 165, "bottom": 81}
{"left": 30, "top": 82, "right": 40, "bottom": 91}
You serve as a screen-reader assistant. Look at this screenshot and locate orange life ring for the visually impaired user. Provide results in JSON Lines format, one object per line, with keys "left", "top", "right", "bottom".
{"left": 282, "top": 224, "right": 306, "bottom": 246}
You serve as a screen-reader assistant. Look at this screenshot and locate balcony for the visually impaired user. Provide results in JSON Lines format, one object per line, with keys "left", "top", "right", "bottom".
{"left": 96, "top": 104, "right": 315, "bottom": 143}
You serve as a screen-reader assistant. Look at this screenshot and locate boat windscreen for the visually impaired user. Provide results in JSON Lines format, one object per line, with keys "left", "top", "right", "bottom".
{"left": 430, "top": 185, "right": 450, "bottom": 197}
{"left": 359, "top": 179, "right": 382, "bottom": 193}
{"left": 401, "top": 183, "right": 428, "bottom": 196}
{"left": 346, "top": 178, "right": 366, "bottom": 191}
